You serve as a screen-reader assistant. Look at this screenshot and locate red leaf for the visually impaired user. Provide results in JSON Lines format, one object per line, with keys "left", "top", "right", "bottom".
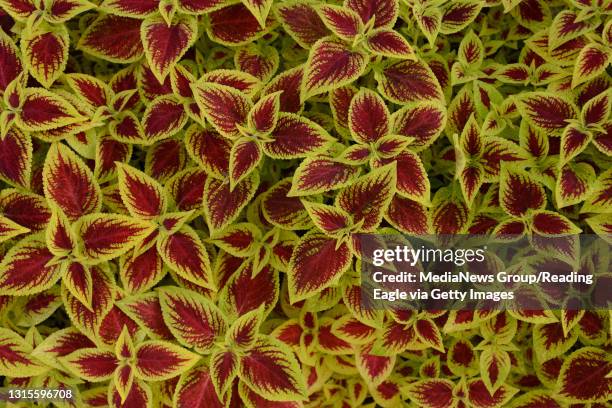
{"left": 157, "top": 226, "right": 214, "bottom": 289}
{"left": 0, "top": 28, "right": 22, "bottom": 91}
{"left": 0, "top": 236, "right": 61, "bottom": 295}
{"left": 366, "top": 28, "right": 414, "bottom": 59}
{"left": 142, "top": 96, "right": 188, "bottom": 143}
{"left": 263, "top": 113, "right": 334, "bottom": 159}
{"left": 345, "top": 0, "right": 398, "bottom": 28}
{"left": 158, "top": 286, "right": 227, "bottom": 353}
{"left": 207, "top": 3, "right": 271, "bottom": 46}
{"left": 174, "top": 366, "right": 224, "bottom": 408}
{"left": 288, "top": 231, "right": 351, "bottom": 302}
{"left": 22, "top": 24, "right": 68, "bottom": 87}
{"left": 141, "top": 15, "right": 197, "bottom": 83}
{"left": 0, "top": 128, "right": 31, "bottom": 187}
{"left": 385, "top": 195, "right": 429, "bottom": 235}
{"left": 203, "top": 172, "right": 259, "bottom": 232}
{"left": 192, "top": 83, "right": 251, "bottom": 139}
{"left": 43, "top": 143, "right": 101, "bottom": 220}
{"left": 238, "top": 337, "right": 306, "bottom": 401}
{"left": 499, "top": 167, "right": 546, "bottom": 217}
{"left": 78, "top": 15, "right": 143, "bottom": 63}
{"left": 274, "top": 1, "right": 330, "bottom": 48}
{"left": 316, "top": 4, "right": 363, "bottom": 41}
{"left": 348, "top": 88, "right": 390, "bottom": 143}
{"left": 376, "top": 60, "right": 444, "bottom": 104}
{"left": 302, "top": 38, "right": 368, "bottom": 100}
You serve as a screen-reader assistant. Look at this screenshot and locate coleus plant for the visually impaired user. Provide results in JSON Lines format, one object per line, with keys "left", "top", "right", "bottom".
{"left": 0, "top": 0, "right": 611, "bottom": 406}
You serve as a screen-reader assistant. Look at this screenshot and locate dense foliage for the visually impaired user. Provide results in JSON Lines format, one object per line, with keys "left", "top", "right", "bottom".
{"left": 0, "top": 0, "right": 610, "bottom": 406}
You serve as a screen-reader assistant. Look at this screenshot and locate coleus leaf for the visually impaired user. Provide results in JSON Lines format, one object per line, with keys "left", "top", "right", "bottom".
{"left": 581, "top": 167, "right": 612, "bottom": 214}
{"left": 581, "top": 89, "right": 611, "bottom": 128}
{"left": 119, "top": 247, "right": 165, "bottom": 294}
{"left": 467, "top": 378, "right": 518, "bottom": 408}
{"left": 95, "top": 135, "right": 132, "bottom": 183}
{"left": 0, "top": 235, "right": 61, "bottom": 295}
{"left": 174, "top": 364, "right": 225, "bottom": 408}
{"left": 157, "top": 225, "right": 214, "bottom": 289}
{"left": 203, "top": 171, "right": 259, "bottom": 232}
{"left": 184, "top": 125, "right": 231, "bottom": 178}
{"left": 192, "top": 82, "right": 252, "bottom": 139}
{"left": 241, "top": 0, "right": 274, "bottom": 29}
{"left": 62, "top": 262, "right": 94, "bottom": 310}
{"left": 209, "top": 222, "right": 261, "bottom": 257}
{"left": 516, "top": 92, "right": 578, "bottom": 134}
{"left": 219, "top": 261, "right": 279, "bottom": 318}
{"left": 98, "top": 0, "right": 157, "bottom": 18}
{"left": 142, "top": 95, "right": 188, "bottom": 144}
{"left": 0, "top": 328, "right": 45, "bottom": 377}
{"left": 440, "top": 0, "right": 482, "bottom": 34}
{"left": 375, "top": 59, "right": 444, "bottom": 104}
{"left": 0, "top": 189, "right": 50, "bottom": 233}
{"left": 116, "top": 292, "right": 172, "bottom": 340}
{"left": 229, "top": 138, "right": 262, "bottom": 188}
{"left": 262, "top": 178, "right": 312, "bottom": 230}
{"left": 385, "top": 195, "right": 429, "bottom": 235}
{"left": 158, "top": 286, "right": 227, "bottom": 353}
{"left": 302, "top": 201, "right": 352, "bottom": 237}
{"left": 392, "top": 102, "right": 447, "bottom": 151}
{"left": 0, "top": 27, "right": 23, "bottom": 92}
{"left": 77, "top": 15, "right": 144, "bottom": 63}
{"left": 134, "top": 340, "right": 200, "bottom": 381}
{"left": 345, "top": 0, "right": 398, "bottom": 28}
{"left": 373, "top": 151, "right": 430, "bottom": 204}
{"left": 316, "top": 4, "right": 363, "bottom": 42}
{"left": 144, "top": 138, "right": 186, "bottom": 183}
{"left": 431, "top": 185, "right": 469, "bottom": 234}
{"left": 273, "top": 0, "right": 330, "bottom": 48}
{"left": 61, "top": 348, "right": 118, "bottom": 381}
{"left": 62, "top": 265, "right": 115, "bottom": 337}
{"left": 555, "top": 162, "right": 596, "bottom": 208}
{"left": 201, "top": 69, "right": 262, "bottom": 97}
{"left": 73, "top": 213, "right": 156, "bottom": 263}
{"left": 288, "top": 230, "right": 351, "bottom": 303}
{"left": 555, "top": 347, "right": 612, "bottom": 402}
{"left": 499, "top": 166, "right": 546, "bottom": 218}
{"left": 0, "top": 127, "right": 31, "bottom": 188}
{"left": 263, "top": 113, "right": 335, "bottom": 159}
{"left": 479, "top": 348, "right": 511, "bottom": 395}
{"left": 533, "top": 322, "right": 578, "bottom": 363}
{"left": 571, "top": 43, "right": 611, "bottom": 89}
{"left": 238, "top": 337, "right": 306, "bottom": 401}
{"left": 238, "top": 381, "right": 303, "bottom": 408}
{"left": 348, "top": 88, "right": 390, "bottom": 144}
{"left": 234, "top": 44, "right": 279, "bottom": 83}
{"left": 116, "top": 163, "right": 167, "bottom": 220}
{"left": 42, "top": 143, "right": 101, "bottom": 221}
{"left": 210, "top": 348, "right": 238, "bottom": 400}
{"left": 335, "top": 163, "right": 396, "bottom": 231}
{"left": 207, "top": 3, "right": 273, "bottom": 46}
{"left": 141, "top": 15, "right": 198, "bottom": 83}
{"left": 329, "top": 85, "right": 358, "bottom": 135}
{"left": 302, "top": 37, "right": 368, "bottom": 100}
{"left": 16, "top": 88, "right": 85, "bottom": 132}
{"left": 0, "top": 214, "right": 29, "bottom": 243}
{"left": 21, "top": 23, "right": 68, "bottom": 88}
{"left": 225, "top": 305, "right": 264, "bottom": 350}
{"left": 356, "top": 342, "right": 395, "bottom": 384}
{"left": 248, "top": 91, "right": 281, "bottom": 135}
{"left": 413, "top": 3, "right": 442, "bottom": 46}
{"left": 109, "top": 379, "right": 152, "bottom": 408}
{"left": 365, "top": 28, "right": 415, "bottom": 60}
